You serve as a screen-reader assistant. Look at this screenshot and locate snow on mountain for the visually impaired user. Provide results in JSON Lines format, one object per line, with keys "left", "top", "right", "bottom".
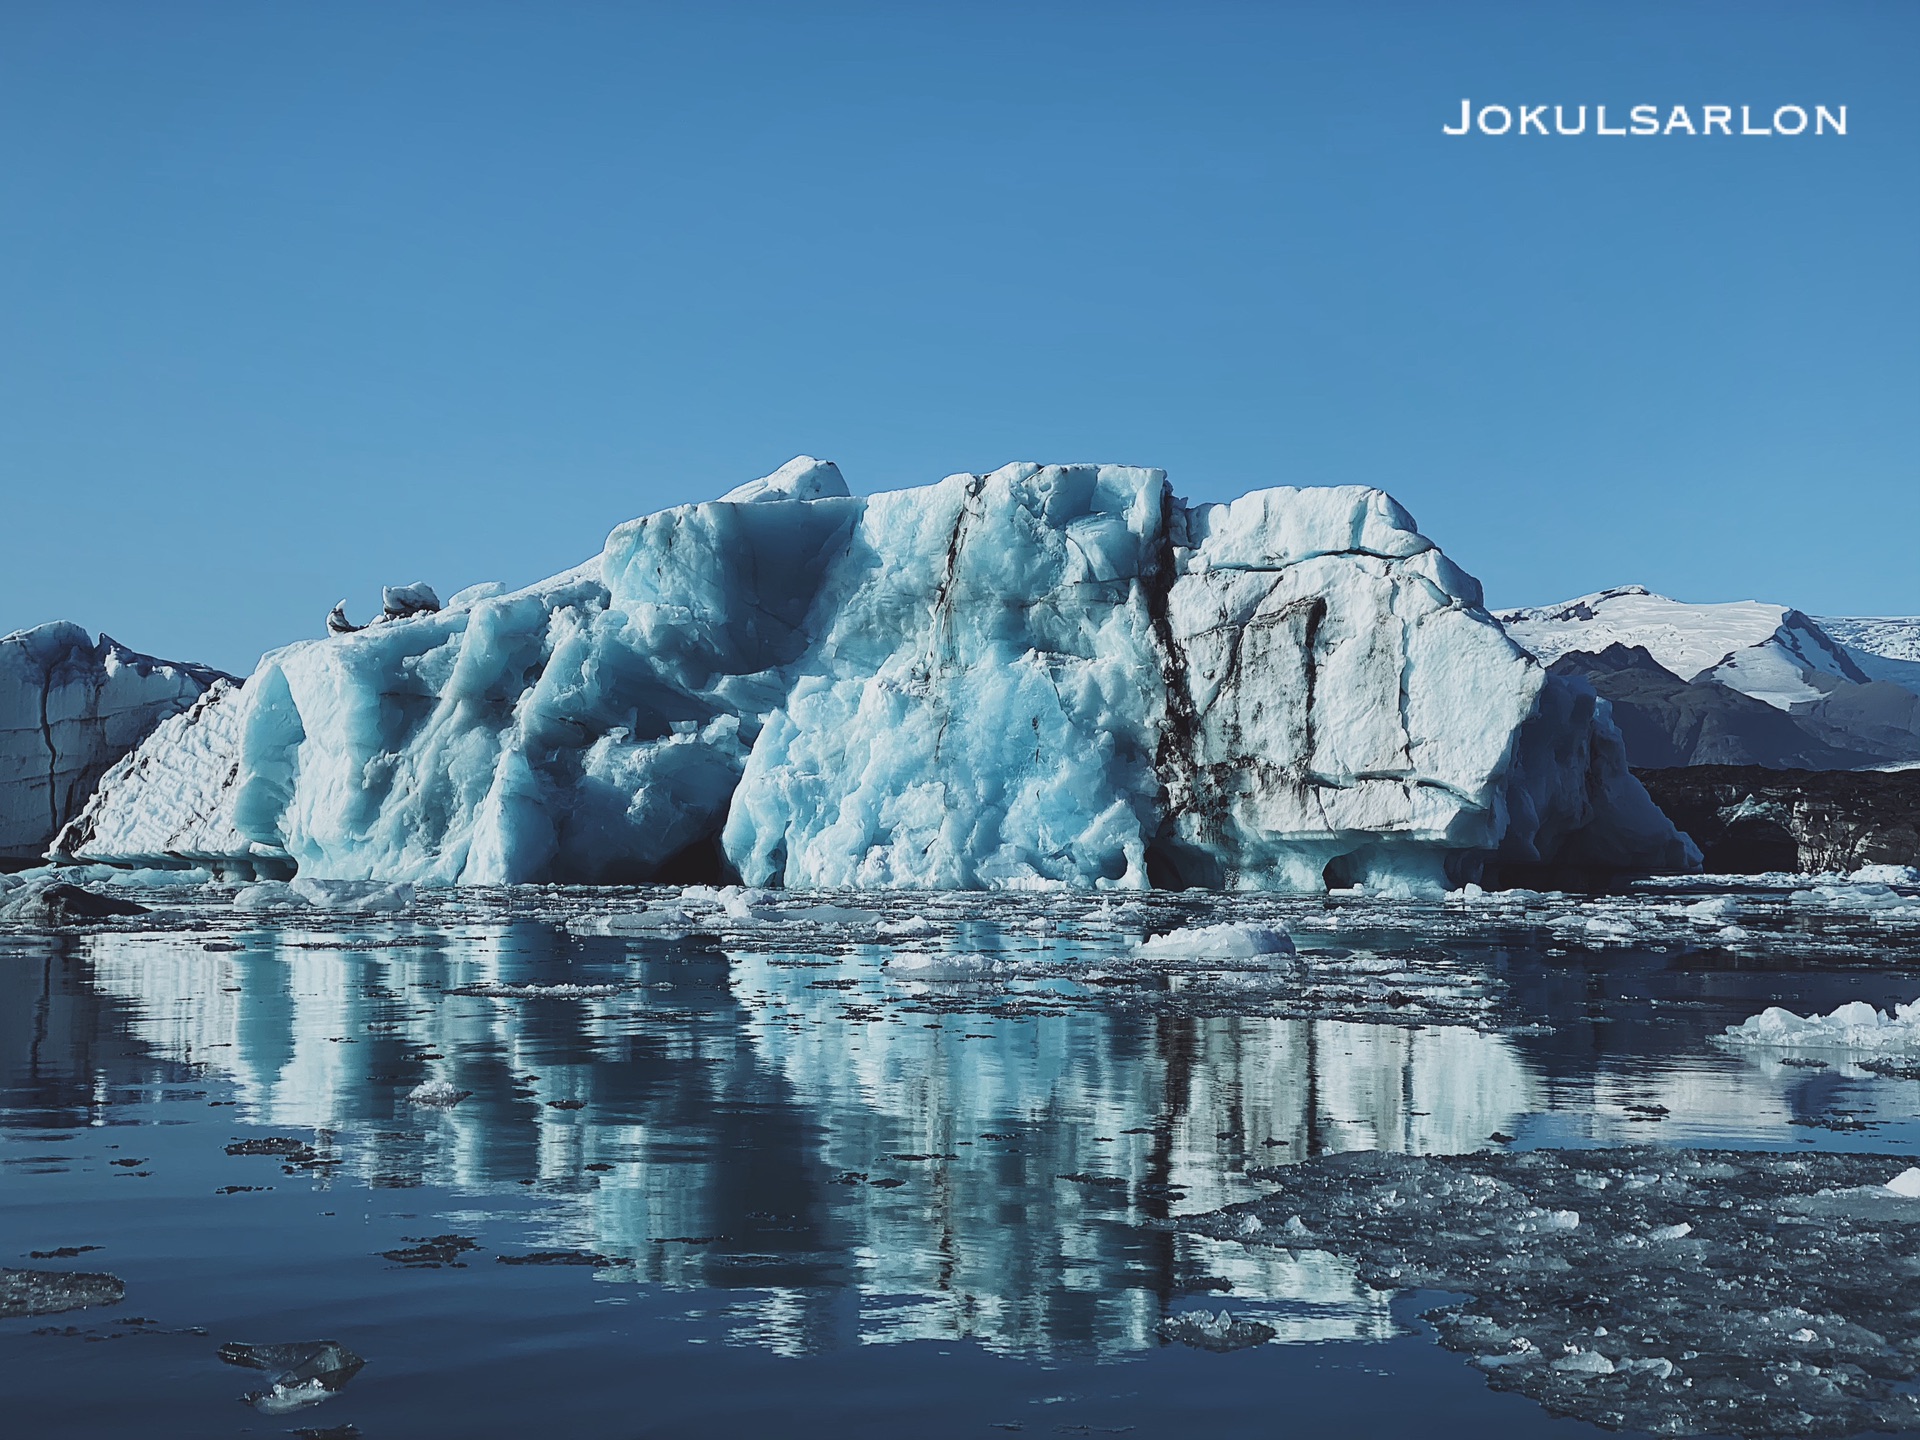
{"left": 1495, "top": 586, "right": 1867, "bottom": 710}
{"left": 1814, "top": 617, "right": 1920, "bottom": 696}
{"left": 56, "top": 459, "right": 1695, "bottom": 891}
{"left": 0, "top": 623, "right": 231, "bottom": 867}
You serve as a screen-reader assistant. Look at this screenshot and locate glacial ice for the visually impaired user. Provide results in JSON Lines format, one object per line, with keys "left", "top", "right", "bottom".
{"left": 1718, "top": 996, "right": 1920, "bottom": 1055}
{"left": 0, "top": 623, "right": 229, "bottom": 866}
{"left": 55, "top": 460, "right": 1695, "bottom": 892}
{"left": 1137, "top": 922, "right": 1296, "bottom": 961}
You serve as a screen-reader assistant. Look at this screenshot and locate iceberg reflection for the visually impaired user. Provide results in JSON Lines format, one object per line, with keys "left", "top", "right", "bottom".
{"left": 65, "top": 921, "right": 1545, "bottom": 1356}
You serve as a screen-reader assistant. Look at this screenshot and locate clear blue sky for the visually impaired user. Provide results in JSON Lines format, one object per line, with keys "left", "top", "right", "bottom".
{"left": 3, "top": 1, "right": 1915, "bottom": 673}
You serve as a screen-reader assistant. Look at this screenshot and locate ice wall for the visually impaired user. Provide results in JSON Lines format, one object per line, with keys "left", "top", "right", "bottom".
{"left": 57, "top": 458, "right": 1696, "bottom": 890}
{"left": 0, "top": 623, "right": 230, "bottom": 868}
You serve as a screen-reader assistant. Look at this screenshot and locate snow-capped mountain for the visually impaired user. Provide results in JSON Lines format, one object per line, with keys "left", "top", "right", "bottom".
{"left": 1494, "top": 586, "right": 1867, "bottom": 710}
{"left": 1814, "top": 616, "right": 1920, "bottom": 695}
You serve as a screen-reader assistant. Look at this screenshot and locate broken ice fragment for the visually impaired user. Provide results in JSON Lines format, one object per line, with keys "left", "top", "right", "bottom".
{"left": 408, "top": 1079, "right": 469, "bottom": 1107}
{"left": 0, "top": 1267, "right": 126, "bottom": 1318}
{"left": 217, "top": 1339, "right": 364, "bottom": 1413}
{"left": 1137, "top": 924, "right": 1295, "bottom": 962}
{"left": 1886, "top": 1168, "right": 1920, "bottom": 1197}
{"left": 1158, "top": 1309, "right": 1277, "bottom": 1352}
{"left": 1551, "top": 1349, "right": 1615, "bottom": 1375}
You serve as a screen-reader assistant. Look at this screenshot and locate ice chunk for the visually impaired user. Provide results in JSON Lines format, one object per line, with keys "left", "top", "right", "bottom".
{"left": 1853, "top": 864, "right": 1920, "bottom": 885}
{"left": 289, "top": 878, "right": 414, "bottom": 912}
{"left": 1719, "top": 997, "right": 1920, "bottom": 1055}
{"left": 1887, "top": 1168, "right": 1920, "bottom": 1198}
{"left": 1551, "top": 1349, "right": 1614, "bottom": 1375}
{"left": 218, "top": 1339, "right": 364, "bottom": 1414}
{"left": 0, "top": 878, "right": 149, "bottom": 924}
{"left": 0, "top": 1266, "right": 126, "bottom": 1318}
{"left": 408, "top": 1079, "right": 469, "bottom": 1107}
{"left": 379, "top": 582, "right": 441, "bottom": 620}
{"left": 228, "top": 878, "right": 412, "bottom": 913}
{"left": 877, "top": 915, "right": 939, "bottom": 938}
{"left": 1138, "top": 923, "right": 1296, "bottom": 961}
{"left": 566, "top": 907, "right": 694, "bottom": 935}
{"left": 883, "top": 952, "right": 1007, "bottom": 982}
{"left": 1157, "top": 1309, "right": 1277, "bottom": 1352}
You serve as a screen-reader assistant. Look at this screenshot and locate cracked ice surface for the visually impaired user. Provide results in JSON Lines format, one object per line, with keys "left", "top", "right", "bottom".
{"left": 1180, "top": 1147, "right": 1920, "bottom": 1437}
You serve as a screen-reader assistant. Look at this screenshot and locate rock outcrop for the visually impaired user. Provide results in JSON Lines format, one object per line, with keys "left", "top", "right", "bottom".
{"left": 55, "top": 460, "right": 1696, "bottom": 891}
{"left": 0, "top": 623, "right": 231, "bottom": 869}
{"left": 1549, "top": 645, "right": 1886, "bottom": 770}
{"left": 1636, "top": 765, "right": 1920, "bottom": 873}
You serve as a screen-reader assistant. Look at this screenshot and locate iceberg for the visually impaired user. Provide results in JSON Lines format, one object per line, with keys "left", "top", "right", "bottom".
{"left": 55, "top": 459, "right": 1696, "bottom": 891}
{"left": 0, "top": 623, "right": 230, "bottom": 868}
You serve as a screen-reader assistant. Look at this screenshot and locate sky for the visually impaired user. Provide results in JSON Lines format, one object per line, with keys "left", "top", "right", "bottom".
{"left": 2, "top": 1, "right": 1916, "bottom": 674}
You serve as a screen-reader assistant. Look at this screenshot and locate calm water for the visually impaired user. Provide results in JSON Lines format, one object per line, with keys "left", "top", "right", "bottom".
{"left": 6, "top": 885, "right": 1920, "bottom": 1438}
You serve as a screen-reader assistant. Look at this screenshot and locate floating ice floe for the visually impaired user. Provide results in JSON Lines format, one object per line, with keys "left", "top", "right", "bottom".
{"left": 1886, "top": 1168, "right": 1920, "bottom": 1198}
{"left": 1789, "top": 882, "right": 1920, "bottom": 917}
{"left": 408, "top": 1079, "right": 470, "bottom": 1107}
{"left": 566, "top": 907, "right": 695, "bottom": 935}
{"left": 1851, "top": 864, "right": 1920, "bottom": 886}
{"left": 1719, "top": 998, "right": 1920, "bottom": 1055}
{"left": 1157, "top": 1309, "right": 1276, "bottom": 1352}
{"left": 218, "top": 1339, "right": 365, "bottom": 1414}
{"left": 882, "top": 952, "right": 1010, "bottom": 982}
{"left": 1182, "top": 1145, "right": 1920, "bottom": 1436}
{"left": 452, "top": 981, "right": 623, "bottom": 999}
{"left": 1139, "top": 923, "right": 1296, "bottom": 961}
{"left": 232, "top": 879, "right": 414, "bottom": 913}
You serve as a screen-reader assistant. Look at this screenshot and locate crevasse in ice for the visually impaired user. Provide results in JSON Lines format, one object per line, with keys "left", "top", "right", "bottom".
{"left": 53, "top": 458, "right": 1698, "bottom": 890}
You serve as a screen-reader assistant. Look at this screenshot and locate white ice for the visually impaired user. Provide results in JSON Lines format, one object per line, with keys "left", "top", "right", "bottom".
{"left": 1719, "top": 997, "right": 1920, "bottom": 1054}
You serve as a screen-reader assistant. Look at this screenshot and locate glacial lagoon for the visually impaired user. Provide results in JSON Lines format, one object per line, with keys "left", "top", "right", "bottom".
{"left": 8, "top": 878, "right": 1920, "bottom": 1438}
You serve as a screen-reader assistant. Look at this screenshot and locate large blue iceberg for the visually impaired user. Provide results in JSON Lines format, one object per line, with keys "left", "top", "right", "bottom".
{"left": 55, "top": 458, "right": 1697, "bottom": 891}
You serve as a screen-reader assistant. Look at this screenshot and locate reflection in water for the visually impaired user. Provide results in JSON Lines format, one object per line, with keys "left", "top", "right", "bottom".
{"left": 58, "top": 922, "right": 1547, "bottom": 1357}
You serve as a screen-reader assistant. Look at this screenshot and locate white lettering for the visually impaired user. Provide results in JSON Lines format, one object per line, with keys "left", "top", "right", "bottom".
{"left": 1435, "top": 100, "right": 1845, "bottom": 139}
